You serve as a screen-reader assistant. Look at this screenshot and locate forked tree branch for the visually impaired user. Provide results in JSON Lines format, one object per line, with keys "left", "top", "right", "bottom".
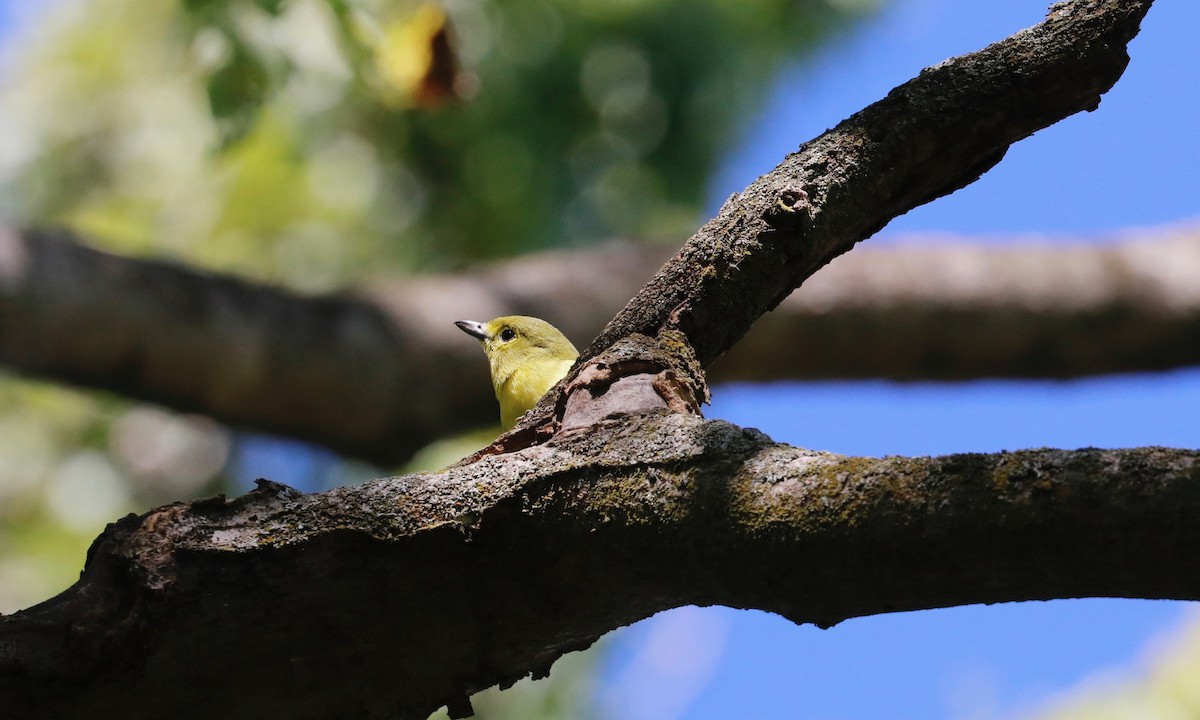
{"left": 1, "top": 0, "right": 1174, "bottom": 465}
{"left": 0, "top": 1, "right": 1174, "bottom": 718}
{"left": 5, "top": 222, "right": 1198, "bottom": 464}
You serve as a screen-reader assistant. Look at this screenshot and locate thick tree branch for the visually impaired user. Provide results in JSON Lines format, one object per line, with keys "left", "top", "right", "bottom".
{"left": 5, "top": 223, "right": 1199, "bottom": 463}
{"left": 2, "top": 413, "right": 1197, "bottom": 720}
{"left": 0, "top": 2, "right": 1181, "bottom": 717}
{"left": 4, "top": 0, "right": 1161, "bottom": 463}
{"left": 585, "top": 0, "right": 1155, "bottom": 369}
{"left": 723, "top": 222, "right": 1200, "bottom": 380}
{"left": 0, "top": 226, "right": 497, "bottom": 464}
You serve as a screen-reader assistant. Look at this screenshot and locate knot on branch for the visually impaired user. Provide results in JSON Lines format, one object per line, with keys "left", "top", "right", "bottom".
{"left": 762, "top": 181, "right": 814, "bottom": 232}
{"left": 556, "top": 333, "right": 706, "bottom": 432}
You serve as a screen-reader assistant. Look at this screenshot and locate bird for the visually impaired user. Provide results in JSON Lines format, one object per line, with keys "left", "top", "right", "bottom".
{"left": 456, "top": 316, "right": 579, "bottom": 429}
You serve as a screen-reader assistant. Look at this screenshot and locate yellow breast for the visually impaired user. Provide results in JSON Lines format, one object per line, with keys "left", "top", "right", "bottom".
{"left": 495, "top": 356, "right": 575, "bottom": 428}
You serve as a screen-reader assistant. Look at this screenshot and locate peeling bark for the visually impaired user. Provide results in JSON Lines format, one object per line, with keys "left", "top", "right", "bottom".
{"left": 0, "top": 1, "right": 1181, "bottom": 718}
{"left": 2, "top": 414, "right": 1197, "bottom": 720}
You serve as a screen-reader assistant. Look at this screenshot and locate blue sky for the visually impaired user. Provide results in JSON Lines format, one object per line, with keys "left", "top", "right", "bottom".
{"left": 713, "top": 0, "right": 1200, "bottom": 236}
{"left": 0, "top": 0, "right": 1196, "bottom": 718}
{"left": 604, "top": 1, "right": 1200, "bottom": 719}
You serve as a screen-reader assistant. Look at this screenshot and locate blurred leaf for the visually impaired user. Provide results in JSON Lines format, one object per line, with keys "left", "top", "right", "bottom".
{"left": 254, "top": 0, "right": 289, "bottom": 14}
{"left": 374, "top": 3, "right": 461, "bottom": 108}
{"left": 0, "top": 0, "right": 879, "bottom": 642}
{"left": 207, "top": 42, "right": 273, "bottom": 144}
{"left": 182, "top": 0, "right": 288, "bottom": 19}
{"left": 427, "top": 646, "right": 603, "bottom": 720}
{"left": 3, "top": 0, "right": 880, "bottom": 270}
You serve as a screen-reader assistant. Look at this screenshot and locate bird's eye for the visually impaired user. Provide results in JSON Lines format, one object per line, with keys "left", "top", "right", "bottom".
{"left": 499, "top": 328, "right": 517, "bottom": 342}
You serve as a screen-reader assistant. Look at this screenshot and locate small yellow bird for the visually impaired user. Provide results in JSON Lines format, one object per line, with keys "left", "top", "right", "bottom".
{"left": 456, "top": 316, "right": 579, "bottom": 429}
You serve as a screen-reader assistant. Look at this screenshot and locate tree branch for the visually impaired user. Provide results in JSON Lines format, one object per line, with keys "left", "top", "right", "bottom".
{"left": 0, "top": 1, "right": 1179, "bottom": 717}
{"left": 721, "top": 222, "right": 1200, "bottom": 380}
{"left": 2, "top": 413, "right": 1197, "bottom": 720}
{"left": 2, "top": 0, "right": 1164, "bottom": 463}
{"left": 6, "top": 222, "right": 1199, "bottom": 464}
{"left": 585, "top": 0, "right": 1155, "bottom": 368}
{"left": 0, "top": 226, "right": 497, "bottom": 464}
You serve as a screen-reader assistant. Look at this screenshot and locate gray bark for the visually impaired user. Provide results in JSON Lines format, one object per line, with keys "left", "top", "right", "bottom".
{"left": 2, "top": 414, "right": 1197, "bottom": 720}
{"left": 0, "top": 1, "right": 1181, "bottom": 719}
{"left": 5, "top": 221, "right": 1198, "bottom": 464}
{"left": 1, "top": 0, "right": 1181, "bottom": 465}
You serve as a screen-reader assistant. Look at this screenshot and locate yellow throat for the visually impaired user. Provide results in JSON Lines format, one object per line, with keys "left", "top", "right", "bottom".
{"left": 455, "top": 315, "right": 579, "bottom": 429}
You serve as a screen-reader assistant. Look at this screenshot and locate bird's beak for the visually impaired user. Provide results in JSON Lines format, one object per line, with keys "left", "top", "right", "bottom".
{"left": 455, "top": 320, "right": 488, "bottom": 341}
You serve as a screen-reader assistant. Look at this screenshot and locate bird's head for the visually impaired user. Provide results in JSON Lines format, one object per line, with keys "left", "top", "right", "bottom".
{"left": 456, "top": 315, "right": 580, "bottom": 427}
{"left": 455, "top": 315, "right": 578, "bottom": 374}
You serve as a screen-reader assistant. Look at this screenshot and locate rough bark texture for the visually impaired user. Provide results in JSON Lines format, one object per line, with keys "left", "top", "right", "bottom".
{"left": 2, "top": 0, "right": 1173, "bottom": 465}
{"left": 0, "top": 1, "right": 1176, "bottom": 718}
{"left": 489, "top": 0, "right": 1158, "bottom": 453}
{"left": 5, "top": 222, "right": 1200, "bottom": 464}
{"left": 2, "top": 413, "right": 1198, "bottom": 720}
{"left": 584, "top": 0, "right": 1154, "bottom": 368}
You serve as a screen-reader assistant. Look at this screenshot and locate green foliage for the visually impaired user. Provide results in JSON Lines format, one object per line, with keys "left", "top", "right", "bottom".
{"left": 0, "top": 0, "right": 877, "bottom": 614}
{"left": 206, "top": 42, "right": 274, "bottom": 142}
{"left": 0, "top": 379, "right": 231, "bottom": 612}
{"left": 0, "top": 2, "right": 875, "bottom": 713}
{"left": 427, "top": 647, "right": 602, "bottom": 720}
{"left": 0, "top": 0, "right": 874, "bottom": 281}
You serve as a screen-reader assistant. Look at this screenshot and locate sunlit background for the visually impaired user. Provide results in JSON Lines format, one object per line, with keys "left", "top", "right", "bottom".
{"left": 1, "top": 1, "right": 1198, "bottom": 719}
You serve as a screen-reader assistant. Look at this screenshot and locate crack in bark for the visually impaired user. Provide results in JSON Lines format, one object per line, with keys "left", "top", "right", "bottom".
{"left": 0, "top": 1, "right": 1175, "bottom": 718}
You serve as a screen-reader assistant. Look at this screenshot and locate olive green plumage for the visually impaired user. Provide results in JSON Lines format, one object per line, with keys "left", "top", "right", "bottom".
{"left": 455, "top": 315, "right": 579, "bottom": 429}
